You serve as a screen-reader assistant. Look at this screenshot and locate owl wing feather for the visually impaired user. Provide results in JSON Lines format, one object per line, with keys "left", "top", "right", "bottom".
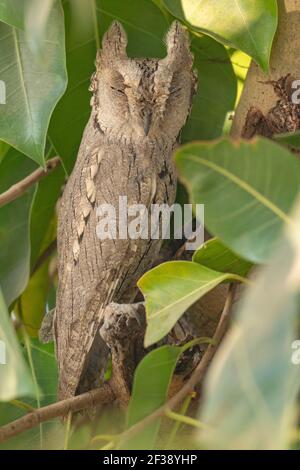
{"left": 55, "top": 122, "right": 161, "bottom": 400}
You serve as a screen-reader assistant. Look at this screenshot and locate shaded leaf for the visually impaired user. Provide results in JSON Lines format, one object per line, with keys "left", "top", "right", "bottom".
{"left": 183, "top": 33, "right": 236, "bottom": 142}
{"left": 122, "top": 345, "right": 181, "bottom": 449}
{"left": 275, "top": 130, "right": 300, "bottom": 149}
{"left": 176, "top": 138, "right": 300, "bottom": 263}
{"left": 138, "top": 260, "right": 245, "bottom": 347}
{"left": 199, "top": 196, "right": 300, "bottom": 450}
{"left": 0, "top": 339, "right": 59, "bottom": 449}
{"left": 193, "top": 238, "right": 253, "bottom": 276}
{"left": 0, "top": 149, "right": 37, "bottom": 305}
{"left": 29, "top": 163, "right": 63, "bottom": 268}
{"left": 163, "top": 0, "right": 278, "bottom": 71}
{"left": 0, "top": 1, "right": 67, "bottom": 165}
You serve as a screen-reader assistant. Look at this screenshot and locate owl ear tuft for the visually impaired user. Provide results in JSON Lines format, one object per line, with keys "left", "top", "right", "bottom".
{"left": 164, "top": 21, "right": 193, "bottom": 70}
{"left": 97, "top": 21, "right": 128, "bottom": 66}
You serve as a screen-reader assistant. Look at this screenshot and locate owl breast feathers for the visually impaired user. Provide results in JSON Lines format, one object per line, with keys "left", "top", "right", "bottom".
{"left": 54, "top": 20, "right": 197, "bottom": 401}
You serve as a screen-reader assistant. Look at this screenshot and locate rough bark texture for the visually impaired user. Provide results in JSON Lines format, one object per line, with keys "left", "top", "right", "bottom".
{"left": 232, "top": 0, "right": 300, "bottom": 139}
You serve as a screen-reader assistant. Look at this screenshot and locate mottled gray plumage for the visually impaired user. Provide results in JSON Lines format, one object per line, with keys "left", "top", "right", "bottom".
{"left": 54, "top": 21, "right": 197, "bottom": 401}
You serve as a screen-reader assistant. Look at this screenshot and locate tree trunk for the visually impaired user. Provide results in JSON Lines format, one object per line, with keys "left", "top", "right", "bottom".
{"left": 231, "top": 0, "right": 300, "bottom": 137}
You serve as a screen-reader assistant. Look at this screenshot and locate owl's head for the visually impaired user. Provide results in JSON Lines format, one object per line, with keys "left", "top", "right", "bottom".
{"left": 90, "top": 21, "right": 197, "bottom": 145}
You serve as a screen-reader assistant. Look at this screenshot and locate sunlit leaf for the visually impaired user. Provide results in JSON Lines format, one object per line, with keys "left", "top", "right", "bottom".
{"left": 138, "top": 260, "right": 245, "bottom": 347}
{"left": 163, "top": 0, "right": 278, "bottom": 71}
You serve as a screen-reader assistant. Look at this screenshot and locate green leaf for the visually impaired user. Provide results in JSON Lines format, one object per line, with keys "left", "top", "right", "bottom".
{"left": 275, "top": 130, "right": 300, "bottom": 149}
{"left": 0, "top": 288, "right": 35, "bottom": 401}
{"left": 183, "top": 33, "right": 236, "bottom": 142}
{"left": 19, "top": 262, "right": 51, "bottom": 338}
{"left": 121, "top": 345, "right": 181, "bottom": 449}
{"left": 138, "top": 260, "right": 245, "bottom": 347}
{"left": 29, "top": 160, "right": 63, "bottom": 268}
{"left": 0, "top": 0, "right": 67, "bottom": 165}
{"left": 162, "top": 0, "right": 278, "bottom": 72}
{"left": 0, "top": 339, "right": 59, "bottom": 449}
{"left": 0, "top": 0, "right": 26, "bottom": 28}
{"left": 0, "top": 141, "right": 10, "bottom": 163}
{"left": 0, "top": 149, "right": 37, "bottom": 305}
{"left": 199, "top": 195, "right": 300, "bottom": 450}
{"left": 193, "top": 238, "right": 253, "bottom": 277}
{"left": 176, "top": 138, "right": 300, "bottom": 263}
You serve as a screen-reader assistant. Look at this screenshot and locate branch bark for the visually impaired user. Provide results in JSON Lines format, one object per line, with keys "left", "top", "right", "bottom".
{"left": 0, "top": 156, "right": 61, "bottom": 208}
{"left": 231, "top": 0, "right": 300, "bottom": 137}
{"left": 0, "top": 383, "right": 114, "bottom": 443}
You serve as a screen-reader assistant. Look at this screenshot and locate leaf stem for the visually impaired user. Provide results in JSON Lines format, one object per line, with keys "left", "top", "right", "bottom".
{"left": 165, "top": 408, "right": 206, "bottom": 430}
{"left": 63, "top": 411, "right": 72, "bottom": 450}
{"left": 166, "top": 392, "right": 195, "bottom": 448}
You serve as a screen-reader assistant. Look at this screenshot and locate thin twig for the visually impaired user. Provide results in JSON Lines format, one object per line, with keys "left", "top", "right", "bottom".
{"left": 0, "top": 156, "right": 61, "bottom": 208}
{"left": 117, "top": 284, "right": 237, "bottom": 447}
{"left": 0, "top": 384, "right": 114, "bottom": 443}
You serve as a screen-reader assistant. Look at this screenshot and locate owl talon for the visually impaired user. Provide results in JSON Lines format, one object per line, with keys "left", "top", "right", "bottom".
{"left": 99, "top": 302, "right": 146, "bottom": 406}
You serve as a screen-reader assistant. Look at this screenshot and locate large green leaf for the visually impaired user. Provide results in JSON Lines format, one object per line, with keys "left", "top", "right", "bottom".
{"left": 0, "top": 339, "right": 59, "bottom": 449}
{"left": 138, "top": 260, "right": 245, "bottom": 347}
{"left": 275, "top": 130, "right": 300, "bottom": 149}
{"left": 29, "top": 159, "right": 64, "bottom": 268}
{"left": 0, "top": 289, "right": 35, "bottom": 401}
{"left": 0, "top": 0, "right": 67, "bottom": 165}
{"left": 199, "top": 196, "right": 300, "bottom": 450}
{"left": 0, "top": 145, "right": 62, "bottom": 306}
{"left": 162, "top": 0, "right": 278, "bottom": 71}
{"left": 49, "top": 0, "right": 236, "bottom": 174}
{"left": 121, "top": 345, "right": 181, "bottom": 449}
{"left": 193, "top": 238, "right": 253, "bottom": 277}
{"left": 0, "top": 149, "right": 37, "bottom": 305}
{"left": 0, "top": 0, "right": 27, "bottom": 28}
{"left": 183, "top": 34, "right": 236, "bottom": 141}
{"left": 176, "top": 138, "right": 300, "bottom": 263}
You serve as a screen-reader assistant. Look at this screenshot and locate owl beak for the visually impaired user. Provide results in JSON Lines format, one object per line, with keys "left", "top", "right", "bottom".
{"left": 143, "top": 113, "right": 152, "bottom": 136}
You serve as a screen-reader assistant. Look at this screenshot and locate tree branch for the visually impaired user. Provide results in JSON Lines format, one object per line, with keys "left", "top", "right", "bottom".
{"left": 0, "top": 157, "right": 61, "bottom": 208}
{"left": 0, "top": 284, "right": 236, "bottom": 445}
{"left": 0, "top": 383, "right": 114, "bottom": 443}
{"left": 117, "top": 284, "right": 237, "bottom": 446}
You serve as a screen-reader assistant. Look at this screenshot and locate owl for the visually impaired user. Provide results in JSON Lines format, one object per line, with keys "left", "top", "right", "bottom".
{"left": 54, "top": 20, "right": 197, "bottom": 401}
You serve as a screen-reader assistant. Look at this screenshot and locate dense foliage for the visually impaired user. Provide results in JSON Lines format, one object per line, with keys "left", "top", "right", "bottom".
{"left": 0, "top": 0, "right": 299, "bottom": 451}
